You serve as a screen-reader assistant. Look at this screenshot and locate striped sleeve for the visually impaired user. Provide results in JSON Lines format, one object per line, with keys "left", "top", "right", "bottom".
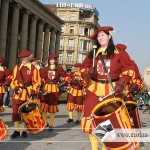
{"left": 10, "top": 65, "right": 19, "bottom": 90}
{"left": 31, "top": 68, "right": 41, "bottom": 93}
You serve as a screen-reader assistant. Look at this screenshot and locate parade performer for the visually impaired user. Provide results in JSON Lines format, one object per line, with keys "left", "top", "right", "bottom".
{"left": 79, "top": 26, "right": 136, "bottom": 150}
{"left": 0, "top": 57, "right": 12, "bottom": 113}
{"left": 31, "top": 57, "right": 41, "bottom": 70}
{"left": 116, "top": 44, "right": 144, "bottom": 101}
{"left": 142, "top": 90, "right": 150, "bottom": 113}
{"left": 10, "top": 50, "right": 41, "bottom": 139}
{"left": 128, "top": 60, "right": 144, "bottom": 101}
{"left": 66, "top": 63, "right": 87, "bottom": 124}
{"left": 40, "top": 54, "right": 68, "bottom": 131}
{"left": 31, "top": 57, "right": 42, "bottom": 106}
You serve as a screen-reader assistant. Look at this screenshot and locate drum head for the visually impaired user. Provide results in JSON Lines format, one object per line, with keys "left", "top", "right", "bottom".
{"left": 19, "top": 102, "right": 38, "bottom": 113}
{"left": 94, "top": 100, "right": 122, "bottom": 116}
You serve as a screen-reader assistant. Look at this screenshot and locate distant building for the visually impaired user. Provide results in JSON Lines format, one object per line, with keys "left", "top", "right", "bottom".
{"left": 144, "top": 66, "right": 150, "bottom": 90}
{"left": 45, "top": 2, "right": 100, "bottom": 71}
{"left": 0, "top": 0, "right": 63, "bottom": 69}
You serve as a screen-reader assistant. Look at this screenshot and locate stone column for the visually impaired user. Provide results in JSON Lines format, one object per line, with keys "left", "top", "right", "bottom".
{"left": 8, "top": 3, "right": 22, "bottom": 70}
{"left": 35, "top": 20, "right": 45, "bottom": 59}
{"left": 55, "top": 31, "right": 61, "bottom": 54}
{"left": 49, "top": 28, "right": 56, "bottom": 54}
{"left": 0, "top": 0, "right": 9, "bottom": 57}
{"left": 20, "top": 9, "right": 30, "bottom": 51}
{"left": 43, "top": 24, "right": 50, "bottom": 61}
{"left": 29, "top": 15, "right": 38, "bottom": 55}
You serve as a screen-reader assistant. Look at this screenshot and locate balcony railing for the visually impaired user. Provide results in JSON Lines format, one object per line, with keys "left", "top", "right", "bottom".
{"left": 67, "top": 46, "right": 74, "bottom": 50}
{"left": 66, "top": 61, "right": 74, "bottom": 65}
{"left": 58, "top": 60, "right": 75, "bottom": 65}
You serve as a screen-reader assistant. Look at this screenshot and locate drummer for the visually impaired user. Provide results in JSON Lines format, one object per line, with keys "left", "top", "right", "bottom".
{"left": 0, "top": 57, "right": 12, "bottom": 113}
{"left": 115, "top": 44, "right": 144, "bottom": 101}
{"left": 39, "top": 54, "right": 69, "bottom": 131}
{"left": 66, "top": 63, "right": 87, "bottom": 124}
{"left": 79, "top": 26, "right": 136, "bottom": 150}
{"left": 10, "top": 50, "right": 41, "bottom": 139}
{"left": 31, "top": 57, "right": 41, "bottom": 70}
{"left": 31, "top": 57, "right": 42, "bottom": 106}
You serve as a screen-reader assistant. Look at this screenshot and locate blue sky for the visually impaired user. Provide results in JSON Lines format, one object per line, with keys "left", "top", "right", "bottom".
{"left": 40, "top": 0, "right": 150, "bottom": 75}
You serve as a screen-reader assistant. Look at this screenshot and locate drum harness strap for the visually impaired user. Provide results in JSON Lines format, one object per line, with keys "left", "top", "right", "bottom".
{"left": 19, "top": 69, "right": 32, "bottom": 110}
{"left": 19, "top": 69, "right": 30, "bottom": 97}
{"left": 87, "top": 52, "right": 117, "bottom": 129}
{"left": 99, "top": 52, "right": 115, "bottom": 97}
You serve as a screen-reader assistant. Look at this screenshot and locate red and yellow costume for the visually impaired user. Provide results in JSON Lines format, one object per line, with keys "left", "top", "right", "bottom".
{"left": 116, "top": 44, "right": 144, "bottom": 101}
{"left": 131, "top": 60, "right": 143, "bottom": 91}
{"left": 0, "top": 57, "right": 12, "bottom": 112}
{"left": 31, "top": 57, "right": 42, "bottom": 106}
{"left": 40, "top": 54, "right": 69, "bottom": 128}
{"left": 124, "top": 60, "right": 144, "bottom": 101}
{"left": 11, "top": 63, "right": 41, "bottom": 106}
{"left": 31, "top": 58, "right": 41, "bottom": 70}
{"left": 78, "top": 26, "right": 136, "bottom": 150}
{"left": 66, "top": 63, "right": 87, "bottom": 123}
{"left": 81, "top": 46, "right": 135, "bottom": 134}
{"left": 10, "top": 50, "right": 41, "bottom": 138}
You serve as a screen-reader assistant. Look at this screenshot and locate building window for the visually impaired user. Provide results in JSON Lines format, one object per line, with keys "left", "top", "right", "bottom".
{"left": 80, "top": 28, "right": 84, "bottom": 35}
{"left": 60, "top": 39, "right": 63, "bottom": 49}
{"left": 59, "top": 52, "right": 63, "bottom": 63}
{"left": 69, "top": 26, "right": 74, "bottom": 34}
{"left": 84, "top": 18, "right": 91, "bottom": 22}
{"left": 84, "top": 28, "right": 89, "bottom": 36}
{"left": 59, "top": 14, "right": 66, "bottom": 20}
{"left": 80, "top": 40, "right": 89, "bottom": 51}
{"left": 61, "top": 26, "right": 64, "bottom": 33}
{"left": 67, "top": 52, "right": 73, "bottom": 62}
{"left": 68, "top": 39, "right": 74, "bottom": 49}
{"left": 78, "top": 53, "right": 86, "bottom": 63}
{"left": 70, "top": 15, "right": 76, "bottom": 20}
{"left": 80, "top": 27, "right": 90, "bottom": 36}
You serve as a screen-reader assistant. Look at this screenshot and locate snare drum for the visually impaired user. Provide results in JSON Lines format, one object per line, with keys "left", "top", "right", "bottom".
{"left": 32, "top": 98, "right": 40, "bottom": 107}
{"left": 92, "top": 97, "right": 139, "bottom": 150}
{"left": 0, "top": 117, "right": 8, "bottom": 141}
{"left": 18, "top": 101, "right": 46, "bottom": 134}
{"left": 125, "top": 100, "right": 141, "bottom": 128}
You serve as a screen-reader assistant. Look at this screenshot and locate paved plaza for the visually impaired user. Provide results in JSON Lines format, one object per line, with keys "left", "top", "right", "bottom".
{"left": 0, "top": 104, "right": 150, "bottom": 150}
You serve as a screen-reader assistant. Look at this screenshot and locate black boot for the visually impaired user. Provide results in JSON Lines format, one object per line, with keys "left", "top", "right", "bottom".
{"left": 46, "top": 123, "right": 49, "bottom": 128}
{"left": 67, "top": 118, "right": 73, "bottom": 123}
{"left": 48, "top": 125, "right": 53, "bottom": 132}
{"left": 75, "top": 120, "right": 80, "bottom": 124}
{"left": 10, "top": 131, "right": 20, "bottom": 139}
{"left": 21, "top": 131, "right": 28, "bottom": 138}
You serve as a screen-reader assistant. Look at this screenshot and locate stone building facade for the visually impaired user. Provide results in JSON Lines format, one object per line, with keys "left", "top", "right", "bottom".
{"left": 45, "top": 3, "right": 100, "bottom": 71}
{"left": 0, "top": 0, "right": 64, "bottom": 70}
{"left": 144, "top": 66, "right": 150, "bottom": 92}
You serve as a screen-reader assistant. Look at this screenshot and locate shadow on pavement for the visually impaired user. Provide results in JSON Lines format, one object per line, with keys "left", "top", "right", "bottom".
{"left": 0, "top": 140, "right": 31, "bottom": 150}
{"left": 55, "top": 115, "right": 68, "bottom": 118}
{"left": 52, "top": 121, "right": 81, "bottom": 132}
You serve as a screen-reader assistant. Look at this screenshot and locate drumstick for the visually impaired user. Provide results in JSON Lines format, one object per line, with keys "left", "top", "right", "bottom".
{"left": 99, "top": 91, "right": 115, "bottom": 101}
{"left": 92, "top": 45, "right": 97, "bottom": 67}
